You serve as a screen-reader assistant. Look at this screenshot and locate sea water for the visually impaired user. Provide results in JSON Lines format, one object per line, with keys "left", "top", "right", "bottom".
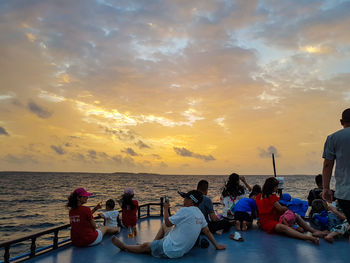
{"left": 0, "top": 172, "right": 334, "bottom": 258}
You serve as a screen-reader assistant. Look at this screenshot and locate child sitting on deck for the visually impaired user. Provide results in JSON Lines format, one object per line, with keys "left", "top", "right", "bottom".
{"left": 256, "top": 177, "right": 326, "bottom": 245}
{"left": 98, "top": 199, "right": 120, "bottom": 233}
{"left": 233, "top": 185, "right": 261, "bottom": 231}
{"left": 310, "top": 199, "right": 349, "bottom": 243}
{"left": 307, "top": 174, "right": 323, "bottom": 206}
{"left": 118, "top": 188, "right": 138, "bottom": 237}
{"left": 279, "top": 210, "right": 304, "bottom": 233}
{"left": 221, "top": 173, "right": 252, "bottom": 218}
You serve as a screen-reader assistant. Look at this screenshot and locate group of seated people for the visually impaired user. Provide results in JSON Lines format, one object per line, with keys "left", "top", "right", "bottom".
{"left": 67, "top": 173, "right": 349, "bottom": 259}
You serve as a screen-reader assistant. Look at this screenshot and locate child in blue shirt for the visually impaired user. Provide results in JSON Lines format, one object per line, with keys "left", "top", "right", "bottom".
{"left": 233, "top": 185, "right": 261, "bottom": 231}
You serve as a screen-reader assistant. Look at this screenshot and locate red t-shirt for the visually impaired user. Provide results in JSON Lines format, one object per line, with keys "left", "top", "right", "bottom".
{"left": 69, "top": 206, "right": 98, "bottom": 247}
{"left": 121, "top": 200, "right": 138, "bottom": 227}
{"left": 256, "top": 193, "right": 282, "bottom": 233}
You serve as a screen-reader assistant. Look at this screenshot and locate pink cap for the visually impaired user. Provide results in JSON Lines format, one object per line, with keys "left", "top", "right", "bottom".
{"left": 279, "top": 210, "right": 296, "bottom": 226}
{"left": 124, "top": 188, "right": 134, "bottom": 195}
{"left": 73, "top": 188, "right": 92, "bottom": 197}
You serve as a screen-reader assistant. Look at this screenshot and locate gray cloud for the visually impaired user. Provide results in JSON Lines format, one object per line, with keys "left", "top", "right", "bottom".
{"left": 135, "top": 140, "right": 150, "bottom": 149}
{"left": 0, "top": 126, "right": 9, "bottom": 136}
{"left": 259, "top": 145, "right": 280, "bottom": 158}
{"left": 28, "top": 101, "right": 52, "bottom": 119}
{"left": 173, "top": 147, "right": 215, "bottom": 162}
{"left": 122, "top": 147, "right": 139, "bottom": 156}
{"left": 50, "top": 145, "right": 65, "bottom": 155}
{"left": 105, "top": 128, "right": 136, "bottom": 141}
{"left": 3, "top": 154, "right": 38, "bottom": 164}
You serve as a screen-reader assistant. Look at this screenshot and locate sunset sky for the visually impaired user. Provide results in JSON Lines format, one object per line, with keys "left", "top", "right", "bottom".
{"left": 1, "top": 0, "right": 350, "bottom": 175}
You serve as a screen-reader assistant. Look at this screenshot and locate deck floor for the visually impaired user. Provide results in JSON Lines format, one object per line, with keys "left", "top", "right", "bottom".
{"left": 27, "top": 216, "right": 350, "bottom": 263}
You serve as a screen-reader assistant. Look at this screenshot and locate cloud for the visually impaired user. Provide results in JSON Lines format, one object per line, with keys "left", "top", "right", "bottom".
{"left": 259, "top": 145, "right": 280, "bottom": 158}
{"left": 3, "top": 154, "right": 38, "bottom": 164}
{"left": 173, "top": 147, "right": 215, "bottom": 162}
{"left": 0, "top": 126, "right": 9, "bottom": 136}
{"left": 135, "top": 140, "right": 150, "bottom": 149}
{"left": 122, "top": 147, "right": 139, "bottom": 156}
{"left": 50, "top": 145, "right": 65, "bottom": 155}
{"left": 28, "top": 101, "right": 52, "bottom": 119}
{"left": 105, "top": 128, "right": 136, "bottom": 141}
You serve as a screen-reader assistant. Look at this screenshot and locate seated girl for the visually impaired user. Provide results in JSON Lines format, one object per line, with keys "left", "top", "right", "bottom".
{"left": 256, "top": 177, "right": 326, "bottom": 245}
{"left": 310, "top": 199, "right": 349, "bottom": 243}
{"left": 221, "top": 173, "right": 252, "bottom": 218}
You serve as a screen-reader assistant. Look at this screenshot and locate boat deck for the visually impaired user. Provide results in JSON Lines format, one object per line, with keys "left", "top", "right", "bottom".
{"left": 26, "top": 216, "right": 349, "bottom": 263}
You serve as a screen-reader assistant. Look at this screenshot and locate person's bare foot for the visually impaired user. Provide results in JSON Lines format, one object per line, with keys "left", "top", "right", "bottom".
{"left": 324, "top": 235, "right": 334, "bottom": 243}
{"left": 235, "top": 220, "right": 241, "bottom": 231}
{"left": 309, "top": 236, "right": 319, "bottom": 245}
{"left": 112, "top": 236, "right": 126, "bottom": 250}
{"left": 242, "top": 222, "right": 247, "bottom": 231}
{"left": 312, "top": 230, "right": 327, "bottom": 238}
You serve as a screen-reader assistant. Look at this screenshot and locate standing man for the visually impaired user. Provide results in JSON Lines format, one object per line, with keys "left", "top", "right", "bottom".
{"left": 322, "top": 108, "right": 350, "bottom": 241}
{"left": 197, "top": 180, "right": 231, "bottom": 233}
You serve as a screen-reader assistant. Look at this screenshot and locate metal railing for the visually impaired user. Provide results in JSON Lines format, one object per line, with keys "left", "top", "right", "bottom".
{"left": 0, "top": 197, "right": 167, "bottom": 263}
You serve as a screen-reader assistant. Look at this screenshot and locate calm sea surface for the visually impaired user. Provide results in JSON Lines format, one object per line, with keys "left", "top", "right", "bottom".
{"left": 0, "top": 172, "right": 334, "bottom": 259}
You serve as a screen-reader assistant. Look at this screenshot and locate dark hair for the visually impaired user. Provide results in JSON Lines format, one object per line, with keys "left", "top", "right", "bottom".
{"left": 262, "top": 177, "right": 279, "bottom": 198}
{"left": 309, "top": 199, "right": 327, "bottom": 218}
{"left": 67, "top": 192, "right": 79, "bottom": 209}
{"left": 121, "top": 193, "right": 136, "bottom": 210}
{"left": 249, "top": 184, "right": 262, "bottom": 198}
{"left": 106, "top": 199, "right": 115, "bottom": 209}
{"left": 341, "top": 108, "right": 350, "bottom": 123}
{"left": 197, "top": 180, "right": 209, "bottom": 192}
{"left": 315, "top": 174, "right": 322, "bottom": 187}
{"left": 221, "top": 173, "right": 245, "bottom": 197}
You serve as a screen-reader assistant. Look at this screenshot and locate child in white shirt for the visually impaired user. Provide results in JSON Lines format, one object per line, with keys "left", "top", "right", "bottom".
{"left": 99, "top": 199, "right": 120, "bottom": 233}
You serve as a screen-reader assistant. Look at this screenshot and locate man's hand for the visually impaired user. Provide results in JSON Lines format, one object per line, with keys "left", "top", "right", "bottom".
{"left": 239, "top": 176, "right": 246, "bottom": 182}
{"left": 322, "top": 189, "right": 333, "bottom": 202}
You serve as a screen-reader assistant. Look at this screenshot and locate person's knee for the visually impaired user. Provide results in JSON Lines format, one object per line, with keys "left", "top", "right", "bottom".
{"left": 141, "top": 242, "right": 151, "bottom": 252}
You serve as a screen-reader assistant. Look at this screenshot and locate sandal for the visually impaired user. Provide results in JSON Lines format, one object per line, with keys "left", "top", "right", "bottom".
{"left": 230, "top": 231, "right": 244, "bottom": 242}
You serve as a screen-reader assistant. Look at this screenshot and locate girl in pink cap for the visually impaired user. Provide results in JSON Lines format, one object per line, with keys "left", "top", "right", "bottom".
{"left": 118, "top": 188, "right": 138, "bottom": 237}
{"left": 67, "top": 188, "right": 119, "bottom": 247}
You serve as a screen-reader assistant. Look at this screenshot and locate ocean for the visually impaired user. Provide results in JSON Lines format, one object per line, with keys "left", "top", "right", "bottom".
{"left": 0, "top": 172, "right": 334, "bottom": 259}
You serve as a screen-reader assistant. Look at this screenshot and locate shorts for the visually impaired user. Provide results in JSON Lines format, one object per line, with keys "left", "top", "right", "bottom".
{"left": 234, "top": 211, "right": 253, "bottom": 223}
{"left": 150, "top": 238, "right": 168, "bottom": 258}
{"left": 88, "top": 230, "right": 103, "bottom": 246}
{"left": 338, "top": 199, "right": 350, "bottom": 223}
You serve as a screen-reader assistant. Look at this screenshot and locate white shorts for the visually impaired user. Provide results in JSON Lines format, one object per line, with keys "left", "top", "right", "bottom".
{"left": 88, "top": 229, "right": 103, "bottom": 246}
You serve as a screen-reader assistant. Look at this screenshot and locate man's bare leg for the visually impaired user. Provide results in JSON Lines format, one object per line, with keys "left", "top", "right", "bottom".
{"left": 112, "top": 236, "right": 151, "bottom": 254}
{"left": 153, "top": 223, "right": 172, "bottom": 240}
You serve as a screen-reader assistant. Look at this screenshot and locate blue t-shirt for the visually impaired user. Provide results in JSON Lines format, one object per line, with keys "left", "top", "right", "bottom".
{"left": 233, "top": 198, "right": 257, "bottom": 214}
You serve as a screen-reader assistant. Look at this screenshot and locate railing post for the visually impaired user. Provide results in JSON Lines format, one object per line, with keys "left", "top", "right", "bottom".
{"left": 147, "top": 204, "right": 150, "bottom": 217}
{"left": 53, "top": 230, "right": 59, "bottom": 249}
{"left": 30, "top": 237, "right": 36, "bottom": 257}
{"left": 160, "top": 197, "right": 164, "bottom": 217}
{"left": 4, "top": 245, "right": 10, "bottom": 263}
{"left": 138, "top": 206, "right": 141, "bottom": 219}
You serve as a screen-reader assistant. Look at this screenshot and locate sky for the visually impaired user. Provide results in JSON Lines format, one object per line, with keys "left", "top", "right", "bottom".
{"left": 1, "top": 0, "right": 350, "bottom": 175}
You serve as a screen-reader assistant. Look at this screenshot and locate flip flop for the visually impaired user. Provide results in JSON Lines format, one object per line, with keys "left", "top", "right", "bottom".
{"left": 230, "top": 231, "right": 244, "bottom": 242}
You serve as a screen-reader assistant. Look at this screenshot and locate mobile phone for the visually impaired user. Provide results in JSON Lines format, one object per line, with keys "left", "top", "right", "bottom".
{"left": 164, "top": 195, "right": 169, "bottom": 204}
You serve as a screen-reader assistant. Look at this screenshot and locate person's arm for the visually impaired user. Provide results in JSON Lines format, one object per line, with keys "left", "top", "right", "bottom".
{"left": 209, "top": 212, "right": 220, "bottom": 222}
{"left": 163, "top": 202, "right": 174, "bottom": 227}
{"left": 91, "top": 202, "right": 102, "bottom": 214}
{"left": 322, "top": 159, "right": 335, "bottom": 202}
{"left": 274, "top": 201, "right": 288, "bottom": 213}
{"left": 239, "top": 176, "right": 252, "bottom": 192}
{"left": 98, "top": 212, "right": 105, "bottom": 219}
{"left": 201, "top": 226, "right": 226, "bottom": 250}
{"left": 328, "top": 205, "right": 347, "bottom": 221}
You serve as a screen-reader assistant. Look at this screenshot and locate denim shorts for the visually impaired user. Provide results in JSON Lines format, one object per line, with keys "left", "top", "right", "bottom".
{"left": 150, "top": 238, "right": 168, "bottom": 258}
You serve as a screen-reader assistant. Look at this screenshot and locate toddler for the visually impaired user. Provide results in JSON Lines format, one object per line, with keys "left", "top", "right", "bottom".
{"left": 279, "top": 210, "right": 304, "bottom": 233}
{"left": 98, "top": 199, "right": 120, "bottom": 233}
{"left": 118, "top": 188, "right": 138, "bottom": 237}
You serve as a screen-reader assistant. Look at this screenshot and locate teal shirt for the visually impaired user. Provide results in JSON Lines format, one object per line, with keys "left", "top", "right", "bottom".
{"left": 323, "top": 127, "right": 350, "bottom": 200}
